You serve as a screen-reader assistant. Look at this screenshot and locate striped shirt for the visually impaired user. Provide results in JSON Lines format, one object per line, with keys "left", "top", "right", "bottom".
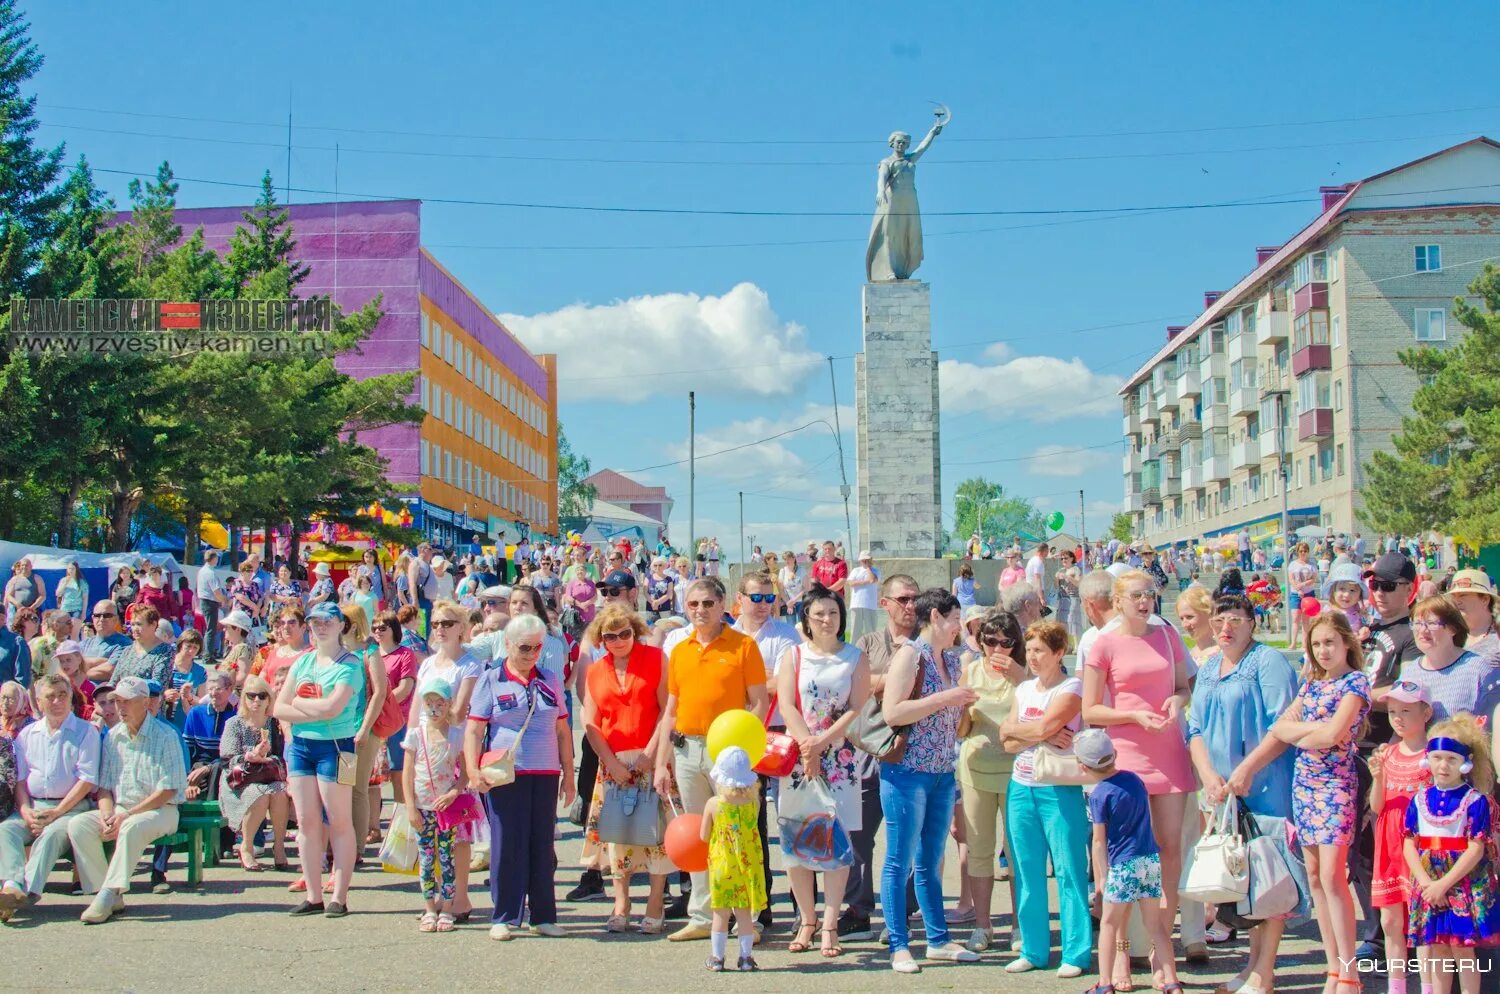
{"left": 99, "top": 715, "right": 188, "bottom": 808}
{"left": 468, "top": 662, "right": 567, "bottom": 775}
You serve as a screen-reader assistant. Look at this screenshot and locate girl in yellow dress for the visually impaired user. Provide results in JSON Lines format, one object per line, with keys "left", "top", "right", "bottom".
{"left": 700, "top": 746, "right": 767, "bottom": 972}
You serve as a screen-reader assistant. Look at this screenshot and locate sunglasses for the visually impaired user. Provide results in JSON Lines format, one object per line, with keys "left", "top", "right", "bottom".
{"left": 886, "top": 595, "right": 917, "bottom": 606}
{"left": 980, "top": 636, "right": 1016, "bottom": 650}
{"left": 512, "top": 642, "right": 542, "bottom": 654}
{"left": 745, "top": 593, "right": 776, "bottom": 604}
{"left": 1123, "top": 590, "right": 1156, "bottom": 602}
{"left": 243, "top": 692, "right": 270, "bottom": 701}
{"left": 599, "top": 586, "right": 621, "bottom": 596}
{"left": 93, "top": 612, "right": 116, "bottom": 619}
{"left": 601, "top": 630, "right": 633, "bottom": 643}
{"left": 371, "top": 623, "right": 389, "bottom": 632}
{"left": 686, "top": 599, "right": 719, "bottom": 610}
{"left": 432, "top": 618, "right": 460, "bottom": 630}
{"left": 1369, "top": 579, "right": 1405, "bottom": 593}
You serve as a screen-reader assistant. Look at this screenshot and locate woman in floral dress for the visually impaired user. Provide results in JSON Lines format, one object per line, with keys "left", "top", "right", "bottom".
{"left": 775, "top": 585, "right": 871, "bottom": 957}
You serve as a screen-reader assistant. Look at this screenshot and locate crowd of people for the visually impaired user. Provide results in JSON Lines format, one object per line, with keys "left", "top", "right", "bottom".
{"left": 3, "top": 536, "right": 1500, "bottom": 993}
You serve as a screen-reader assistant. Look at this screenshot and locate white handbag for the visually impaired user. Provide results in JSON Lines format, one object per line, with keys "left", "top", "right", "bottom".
{"left": 1181, "top": 796, "right": 1249, "bottom": 904}
{"left": 1030, "top": 744, "right": 1091, "bottom": 786}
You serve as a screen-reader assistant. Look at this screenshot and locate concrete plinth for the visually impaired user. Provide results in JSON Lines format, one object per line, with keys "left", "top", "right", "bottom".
{"left": 855, "top": 280, "right": 942, "bottom": 558}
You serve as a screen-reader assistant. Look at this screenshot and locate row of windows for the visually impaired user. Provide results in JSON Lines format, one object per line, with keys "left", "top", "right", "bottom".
{"left": 419, "top": 439, "right": 550, "bottom": 528}
{"left": 420, "top": 311, "right": 549, "bottom": 438}
{"left": 421, "top": 379, "right": 550, "bottom": 482}
{"left": 1142, "top": 441, "right": 1347, "bottom": 533}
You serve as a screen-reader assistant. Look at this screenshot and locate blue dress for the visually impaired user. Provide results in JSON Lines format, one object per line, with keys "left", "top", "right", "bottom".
{"left": 1186, "top": 641, "right": 1299, "bottom": 819}
{"left": 1405, "top": 785, "right": 1500, "bottom": 946}
{"left": 1291, "top": 670, "right": 1371, "bottom": 846}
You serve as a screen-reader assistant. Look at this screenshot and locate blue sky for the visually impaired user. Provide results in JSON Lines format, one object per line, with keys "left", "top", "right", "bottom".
{"left": 26, "top": 2, "right": 1500, "bottom": 554}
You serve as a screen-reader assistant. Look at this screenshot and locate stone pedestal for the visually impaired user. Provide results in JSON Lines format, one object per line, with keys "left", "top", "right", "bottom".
{"left": 855, "top": 280, "right": 942, "bottom": 558}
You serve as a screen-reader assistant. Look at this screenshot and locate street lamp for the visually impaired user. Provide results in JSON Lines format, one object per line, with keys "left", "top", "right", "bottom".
{"left": 954, "top": 494, "right": 1005, "bottom": 549}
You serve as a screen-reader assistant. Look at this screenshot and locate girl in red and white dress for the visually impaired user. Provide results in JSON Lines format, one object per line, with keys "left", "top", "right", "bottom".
{"left": 1369, "top": 682, "right": 1432, "bottom": 994}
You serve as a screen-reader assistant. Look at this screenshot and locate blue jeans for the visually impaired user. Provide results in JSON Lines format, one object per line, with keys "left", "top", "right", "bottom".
{"left": 879, "top": 762, "right": 955, "bottom": 954}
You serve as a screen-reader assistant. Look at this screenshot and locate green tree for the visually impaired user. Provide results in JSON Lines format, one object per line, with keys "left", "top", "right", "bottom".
{"left": 0, "top": 0, "right": 63, "bottom": 311}
{"left": 1362, "top": 264, "right": 1500, "bottom": 541}
{"left": 949, "top": 477, "right": 1046, "bottom": 551}
{"left": 1109, "top": 512, "right": 1134, "bottom": 543}
{"left": 556, "top": 423, "right": 596, "bottom": 519}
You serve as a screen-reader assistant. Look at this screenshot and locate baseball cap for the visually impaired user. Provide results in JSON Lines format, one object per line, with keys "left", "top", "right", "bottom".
{"left": 480, "top": 585, "right": 510, "bottom": 600}
{"left": 55, "top": 639, "right": 84, "bottom": 657}
{"left": 858, "top": 550, "right": 872, "bottom": 561}
{"left": 145, "top": 679, "right": 164, "bottom": 698}
{"left": 603, "top": 568, "right": 636, "bottom": 590}
{"left": 1073, "top": 728, "right": 1117, "bottom": 770}
{"left": 112, "top": 676, "right": 150, "bottom": 701}
{"left": 1365, "top": 551, "right": 1417, "bottom": 584}
{"left": 1385, "top": 680, "right": 1431, "bottom": 706}
{"left": 307, "top": 601, "right": 344, "bottom": 623}
{"left": 417, "top": 676, "right": 455, "bottom": 701}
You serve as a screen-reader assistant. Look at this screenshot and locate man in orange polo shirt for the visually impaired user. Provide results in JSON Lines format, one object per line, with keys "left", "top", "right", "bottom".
{"left": 654, "top": 576, "right": 769, "bottom": 942}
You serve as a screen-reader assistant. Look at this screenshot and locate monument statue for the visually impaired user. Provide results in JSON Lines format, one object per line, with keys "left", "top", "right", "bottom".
{"left": 864, "top": 103, "right": 950, "bottom": 282}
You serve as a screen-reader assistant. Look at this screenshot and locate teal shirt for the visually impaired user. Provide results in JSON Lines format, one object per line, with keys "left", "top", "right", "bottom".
{"left": 287, "top": 650, "right": 365, "bottom": 741}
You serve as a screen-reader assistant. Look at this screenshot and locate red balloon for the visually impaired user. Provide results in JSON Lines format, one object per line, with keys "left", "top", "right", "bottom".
{"left": 1302, "top": 596, "right": 1322, "bottom": 617}
{"left": 664, "top": 814, "right": 709, "bottom": 873}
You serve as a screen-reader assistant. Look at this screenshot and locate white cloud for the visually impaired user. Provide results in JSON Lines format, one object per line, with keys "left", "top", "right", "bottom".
{"left": 663, "top": 403, "right": 854, "bottom": 492}
{"left": 1086, "top": 499, "right": 1123, "bottom": 523}
{"left": 939, "top": 353, "right": 1124, "bottom": 422}
{"left": 981, "top": 342, "right": 1013, "bottom": 362}
{"left": 500, "top": 282, "right": 821, "bottom": 402}
{"left": 1027, "top": 445, "right": 1113, "bottom": 478}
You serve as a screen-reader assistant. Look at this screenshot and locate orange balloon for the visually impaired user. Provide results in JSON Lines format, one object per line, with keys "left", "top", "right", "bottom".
{"left": 664, "top": 814, "right": 709, "bottom": 873}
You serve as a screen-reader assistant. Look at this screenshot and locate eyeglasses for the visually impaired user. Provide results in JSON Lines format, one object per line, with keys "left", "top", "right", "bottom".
{"left": 1211, "top": 615, "right": 1251, "bottom": 628}
{"left": 244, "top": 692, "right": 270, "bottom": 701}
{"left": 512, "top": 642, "right": 542, "bottom": 654}
{"left": 600, "top": 586, "right": 622, "bottom": 597}
{"left": 432, "top": 618, "right": 460, "bottom": 630}
{"left": 1122, "top": 590, "right": 1156, "bottom": 602}
{"left": 601, "top": 630, "right": 633, "bottom": 644}
{"left": 371, "top": 623, "right": 389, "bottom": 632}
{"left": 886, "top": 595, "right": 918, "bottom": 606}
{"left": 92, "top": 612, "right": 116, "bottom": 619}
{"left": 746, "top": 593, "right": 776, "bottom": 604}
{"left": 980, "top": 636, "right": 1015, "bottom": 650}
{"left": 1369, "top": 579, "right": 1405, "bottom": 593}
{"left": 1412, "top": 620, "right": 1449, "bottom": 632}
{"left": 1394, "top": 680, "right": 1422, "bottom": 693}
{"left": 686, "top": 599, "right": 719, "bottom": 610}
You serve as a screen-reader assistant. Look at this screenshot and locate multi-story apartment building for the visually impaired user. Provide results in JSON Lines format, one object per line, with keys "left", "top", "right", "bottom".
{"left": 172, "top": 199, "right": 559, "bottom": 549}
{"left": 1120, "top": 138, "right": 1500, "bottom": 551}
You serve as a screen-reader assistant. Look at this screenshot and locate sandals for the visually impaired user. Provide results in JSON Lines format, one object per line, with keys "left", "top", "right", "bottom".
{"left": 1114, "top": 939, "right": 1135, "bottom": 992}
{"left": 788, "top": 919, "right": 817, "bottom": 953}
{"left": 605, "top": 914, "right": 630, "bottom": 933}
{"left": 1087, "top": 987, "right": 1118, "bottom": 994}
{"left": 436, "top": 912, "right": 456, "bottom": 933}
{"left": 637, "top": 916, "right": 665, "bottom": 935}
{"left": 239, "top": 857, "right": 265, "bottom": 872}
{"left": 821, "top": 927, "right": 843, "bottom": 958}
{"left": 419, "top": 911, "right": 439, "bottom": 933}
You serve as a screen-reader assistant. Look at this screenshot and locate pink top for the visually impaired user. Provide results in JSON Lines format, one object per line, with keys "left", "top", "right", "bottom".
{"left": 1086, "top": 625, "right": 1194, "bottom": 795}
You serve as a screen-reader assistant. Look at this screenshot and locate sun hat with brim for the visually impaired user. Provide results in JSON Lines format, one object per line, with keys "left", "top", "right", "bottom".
{"left": 220, "top": 609, "right": 255, "bottom": 632}
{"left": 1320, "top": 562, "right": 1369, "bottom": 601}
{"left": 710, "top": 746, "right": 756, "bottom": 789}
{"left": 1449, "top": 569, "right": 1499, "bottom": 605}
{"left": 312, "top": 562, "right": 332, "bottom": 576}
{"left": 962, "top": 605, "right": 989, "bottom": 629}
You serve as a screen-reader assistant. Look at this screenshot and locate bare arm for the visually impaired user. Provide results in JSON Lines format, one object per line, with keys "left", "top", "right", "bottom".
{"left": 355, "top": 650, "right": 389, "bottom": 742}
{"left": 882, "top": 646, "right": 951, "bottom": 726}
{"left": 908, "top": 121, "right": 943, "bottom": 161}
{"left": 1000, "top": 690, "right": 1081, "bottom": 746}
{"left": 1082, "top": 663, "right": 1158, "bottom": 730}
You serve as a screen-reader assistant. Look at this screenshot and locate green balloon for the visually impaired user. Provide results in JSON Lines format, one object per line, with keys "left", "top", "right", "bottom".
{"left": 1046, "top": 511, "right": 1065, "bottom": 531}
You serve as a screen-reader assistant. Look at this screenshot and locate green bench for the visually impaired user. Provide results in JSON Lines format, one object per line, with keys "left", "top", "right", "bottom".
{"left": 101, "top": 799, "right": 225, "bottom": 889}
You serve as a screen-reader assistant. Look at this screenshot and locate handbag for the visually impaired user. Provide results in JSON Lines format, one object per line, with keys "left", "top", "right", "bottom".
{"left": 776, "top": 774, "right": 854, "bottom": 872}
{"left": 371, "top": 647, "right": 406, "bottom": 739}
{"left": 1030, "top": 744, "right": 1090, "bottom": 785}
{"left": 227, "top": 756, "right": 286, "bottom": 792}
{"left": 847, "top": 641, "right": 926, "bottom": 762}
{"left": 477, "top": 688, "right": 537, "bottom": 788}
{"left": 755, "top": 647, "right": 803, "bottom": 778}
{"left": 1180, "top": 796, "right": 1250, "bottom": 904}
{"left": 595, "top": 780, "right": 668, "bottom": 847}
{"left": 1231, "top": 806, "right": 1298, "bottom": 922}
{"left": 420, "top": 730, "right": 482, "bottom": 831}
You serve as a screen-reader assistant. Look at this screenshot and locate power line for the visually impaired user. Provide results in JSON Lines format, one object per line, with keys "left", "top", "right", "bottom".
{"left": 618, "top": 419, "right": 838, "bottom": 474}
{"left": 40, "top": 99, "right": 1500, "bottom": 146}
{"left": 945, "top": 439, "right": 1123, "bottom": 467}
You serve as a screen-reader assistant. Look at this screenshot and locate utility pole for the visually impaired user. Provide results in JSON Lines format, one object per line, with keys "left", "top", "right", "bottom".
{"left": 827, "top": 357, "right": 855, "bottom": 552}
{"left": 739, "top": 491, "right": 745, "bottom": 568}
{"left": 688, "top": 391, "right": 696, "bottom": 571}
{"left": 1079, "top": 488, "right": 1087, "bottom": 552}
{"left": 285, "top": 107, "right": 292, "bottom": 205}
{"left": 1277, "top": 392, "right": 1292, "bottom": 637}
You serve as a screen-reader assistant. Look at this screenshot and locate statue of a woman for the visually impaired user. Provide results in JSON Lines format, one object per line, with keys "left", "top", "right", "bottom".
{"left": 865, "top": 106, "right": 948, "bottom": 282}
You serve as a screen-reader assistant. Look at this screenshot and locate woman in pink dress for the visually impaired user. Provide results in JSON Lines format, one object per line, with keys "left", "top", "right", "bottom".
{"left": 1082, "top": 569, "right": 1194, "bottom": 985}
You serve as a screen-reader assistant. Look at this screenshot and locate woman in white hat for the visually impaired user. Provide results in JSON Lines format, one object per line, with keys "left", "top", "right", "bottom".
{"left": 220, "top": 609, "right": 257, "bottom": 687}
{"left": 1449, "top": 569, "right": 1500, "bottom": 667}
{"left": 306, "top": 562, "right": 335, "bottom": 608}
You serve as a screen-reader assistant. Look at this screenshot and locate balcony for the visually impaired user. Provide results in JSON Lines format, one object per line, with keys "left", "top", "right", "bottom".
{"left": 1182, "top": 461, "right": 1204, "bottom": 492}
{"left": 1229, "top": 383, "right": 1258, "bottom": 417}
{"left": 1257, "top": 307, "right": 1290, "bottom": 346}
{"left": 1298, "top": 408, "right": 1333, "bottom": 441}
{"left": 1177, "top": 421, "right": 1202, "bottom": 445}
{"left": 1228, "top": 331, "right": 1258, "bottom": 363}
{"left": 1260, "top": 432, "right": 1286, "bottom": 468}
{"left": 1177, "top": 365, "right": 1201, "bottom": 397}
{"left": 1231, "top": 436, "right": 1261, "bottom": 469}
{"left": 1163, "top": 471, "right": 1182, "bottom": 498}
{"left": 1125, "top": 491, "right": 1144, "bottom": 513}
{"left": 1204, "top": 452, "right": 1231, "bottom": 482}
{"left": 1295, "top": 282, "right": 1329, "bottom": 315}
{"left": 1140, "top": 393, "right": 1160, "bottom": 424}
{"left": 1260, "top": 362, "right": 1290, "bottom": 394}
{"left": 1123, "top": 406, "right": 1140, "bottom": 435}
{"left": 1201, "top": 401, "right": 1228, "bottom": 432}
{"left": 1292, "top": 344, "right": 1332, "bottom": 376}
{"left": 1123, "top": 448, "right": 1141, "bottom": 476}
{"left": 1163, "top": 374, "right": 1182, "bottom": 407}
{"left": 1142, "top": 487, "right": 1162, "bottom": 507}
{"left": 1200, "top": 351, "right": 1226, "bottom": 380}
{"left": 1140, "top": 438, "right": 1160, "bottom": 462}
{"left": 1160, "top": 427, "right": 1182, "bottom": 451}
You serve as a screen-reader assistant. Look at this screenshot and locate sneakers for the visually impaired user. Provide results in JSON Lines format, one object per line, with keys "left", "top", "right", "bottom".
{"left": 530, "top": 922, "right": 565, "bottom": 937}
{"left": 891, "top": 951, "right": 921, "bottom": 975}
{"left": 150, "top": 871, "right": 172, "bottom": 895}
{"left": 80, "top": 889, "right": 123, "bottom": 925}
{"left": 706, "top": 956, "right": 725, "bottom": 972}
{"left": 489, "top": 923, "right": 514, "bottom": 941}
{"left": 926, "top": 943, "right": 980, "bottom": 963}
{"left": 1058, "top": 964, "right": 1084, "bottom": 978}
{"left": 669, "top": 921, "right": 714, "bottom": 942}
{"left": 565, "top": 869, "right": 606, "bottom": 902}
{"left": 1005, "top": 958, "right": 1037, "bottom": 973}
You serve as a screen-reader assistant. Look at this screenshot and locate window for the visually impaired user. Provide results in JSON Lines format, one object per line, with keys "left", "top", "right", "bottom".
{"left": 1297, "top": 371, "right": 1331, "bottom": 413}
{"left": 1336, "top": 444, "right": 1346, "bottom": 477}
{"left": 420, "top": 439, "right": 429, "bottom": 475}
{"left": 1319, "top": 444, "right": 1334, "bottom": 482}
{"left": 1334, "top": 380, "right": 1344, "bottom": 411}
{"left": 442, "top": 390, "right": 452, "bottom": 425}
{"left": 1293, "top": 251, "right": 1328, "bottom": 289}
{"left": 1226, "top": 311, "right": 1242, "bottom": 340}
{"left": 1293, "top": 310, "right": 1329, "bottom": 350}
{"left": 1327, "top": 251, "right": 1339, "bottom": 283}
{"left": 444, "top": 450, "right": 452, "bottom": 485}
{"left": 1416, "top": 245, "right": 1441, "bottom": 272}
{"left": 1415, "top": 308, "right": 1446, "bottom": 341}
{"left": 1242, "top": 305, "right": 1256, "bottom": 340}
{"left": 443, "top": 330, "right": 454, "bottom": 365}
{"left": 421, "top": 314, "right": 430, "bottom": 349}
{"left": 1331, "top": 315, "right": 1341, "bottom": 348}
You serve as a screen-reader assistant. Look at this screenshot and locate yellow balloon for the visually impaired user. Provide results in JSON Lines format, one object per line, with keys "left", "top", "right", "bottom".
{"left": 706, "top": 709, "right": 767, "bottom": 765}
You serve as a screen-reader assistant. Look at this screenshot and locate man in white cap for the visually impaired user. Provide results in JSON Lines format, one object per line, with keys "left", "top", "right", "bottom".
{"left": 846, "top": 552, "right": 882, "bottom": 641}
{"left": 66, "top": 675, "right": 187, "bottom": 924}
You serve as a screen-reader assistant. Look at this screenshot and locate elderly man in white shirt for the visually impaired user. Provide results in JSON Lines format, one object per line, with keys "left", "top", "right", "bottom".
{"left": 0, "top": 674, "right": 101, "bottom": 917}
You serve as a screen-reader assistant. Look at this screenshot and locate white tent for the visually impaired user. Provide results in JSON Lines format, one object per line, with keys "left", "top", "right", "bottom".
{"left": 0, "top": 540, "right": 227, "bottom": 613}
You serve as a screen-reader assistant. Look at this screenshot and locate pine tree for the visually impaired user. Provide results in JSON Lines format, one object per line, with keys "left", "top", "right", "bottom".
{"left": 0, "top": 0, "right": 63, "bottom": 310}
{"left": 225, "top": 171, "right": 310, "bottom": 296}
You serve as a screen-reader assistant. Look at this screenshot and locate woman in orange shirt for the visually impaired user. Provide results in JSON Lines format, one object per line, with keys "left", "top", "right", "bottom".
{"left": 581, "top": 603, "right": 672, "bottom": 935}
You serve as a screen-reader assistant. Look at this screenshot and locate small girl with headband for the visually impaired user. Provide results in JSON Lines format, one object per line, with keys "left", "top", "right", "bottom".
{"left": 1403, "top": 714, "right": 1500, "bottom": 994}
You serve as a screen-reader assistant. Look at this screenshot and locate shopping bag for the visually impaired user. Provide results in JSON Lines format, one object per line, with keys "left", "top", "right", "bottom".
{"left": 1180, "top": 796, "right": 1248, "bottom": 904}
{"left": 1230, "top": 807, "right": 1298, "bottom": 922}
{"left": 380, "top": 807, "right": 419, "bottom": 875}
{"left": 776, "top": 775, "right": 853, "bottom": 872}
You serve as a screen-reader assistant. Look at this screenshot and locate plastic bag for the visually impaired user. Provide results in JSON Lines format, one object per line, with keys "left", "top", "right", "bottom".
{"left": 776, "top": 775, "right": 853, "bottom": 872}
{"left": 380, "top": 807, "right": 418, "bottom": 875}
